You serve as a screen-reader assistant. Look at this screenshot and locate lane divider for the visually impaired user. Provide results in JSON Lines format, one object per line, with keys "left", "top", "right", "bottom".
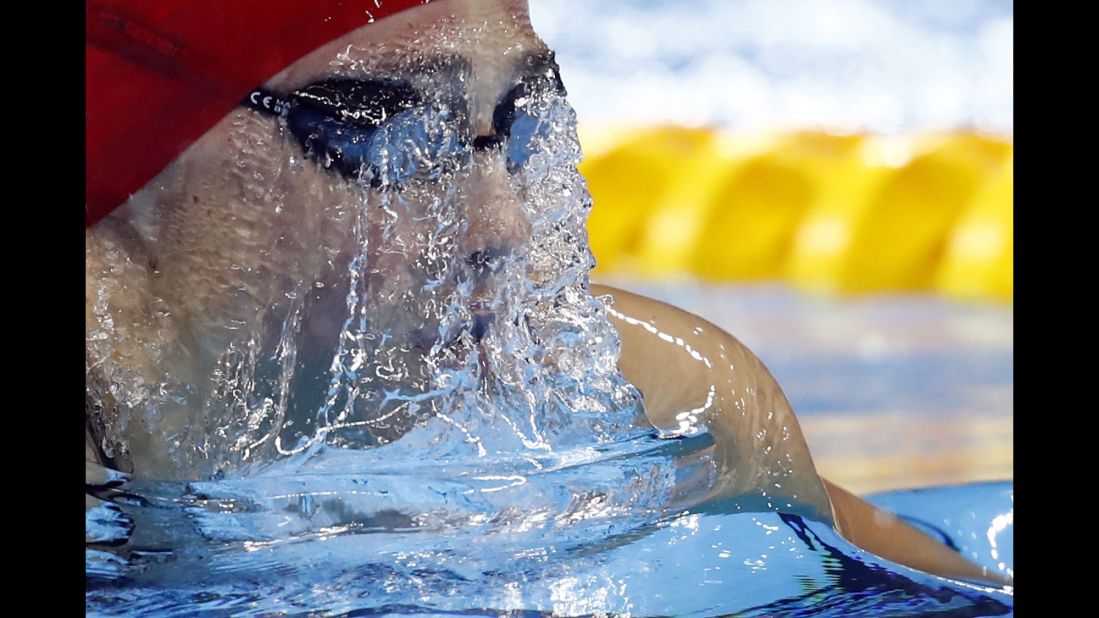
{"left": 579, "top": 127, "right": 1013, "bottom": 302}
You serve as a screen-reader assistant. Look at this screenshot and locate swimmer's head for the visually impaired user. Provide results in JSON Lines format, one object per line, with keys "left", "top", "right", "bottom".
{"left": 110, "top": 0, "right": 557, "bottom": 321}
{"left": 87, "top": 0, "right": 633, "bottom": 478}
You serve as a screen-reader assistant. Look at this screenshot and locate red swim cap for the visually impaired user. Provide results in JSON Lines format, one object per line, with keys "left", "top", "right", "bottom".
{"left": 86, "top": 0, "right": 432, "bottom": 227}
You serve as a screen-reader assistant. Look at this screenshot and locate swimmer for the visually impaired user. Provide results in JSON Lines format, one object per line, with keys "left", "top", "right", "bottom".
{"left": 86, "top": 0, "right": 1006, "bottom": 586}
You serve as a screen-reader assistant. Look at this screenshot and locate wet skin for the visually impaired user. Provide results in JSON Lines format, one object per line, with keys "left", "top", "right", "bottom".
{"left": 85, "top": 0, "right": 1004, "bottom": 586}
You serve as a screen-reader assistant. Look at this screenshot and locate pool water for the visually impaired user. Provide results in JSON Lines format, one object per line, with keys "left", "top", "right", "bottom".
{"left": 87, "top": 285, "right": 1013, "bottom": 616}
{"left": 86, "top": 473, "right": 1012, "bottom": 615}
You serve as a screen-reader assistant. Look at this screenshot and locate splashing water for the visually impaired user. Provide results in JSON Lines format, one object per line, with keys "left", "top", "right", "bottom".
{"left": 260, "top": 72, "right": 647, "bottom": 465}
{"left": 87, "top": 55, "right": 647, "bottom": 481}
{"left": 86, "top": 51, "right": 1012, "bottom": 615}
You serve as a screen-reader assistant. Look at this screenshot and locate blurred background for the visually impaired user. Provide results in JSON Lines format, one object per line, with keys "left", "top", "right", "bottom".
{"left": 529, "top": 0, "right": 1013, "bottom": 493}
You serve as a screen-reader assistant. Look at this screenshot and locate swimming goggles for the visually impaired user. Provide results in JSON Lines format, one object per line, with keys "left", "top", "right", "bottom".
{"left": 242, "top": 58, "right": 567, "bottom": 188}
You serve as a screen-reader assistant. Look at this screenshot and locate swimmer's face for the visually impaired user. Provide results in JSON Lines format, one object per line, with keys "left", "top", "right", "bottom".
{"left": 124, "top": 0, "right": 559, "bottom": 350}
{"left": 91, "top": 0, "right": 591, "bottom": 474}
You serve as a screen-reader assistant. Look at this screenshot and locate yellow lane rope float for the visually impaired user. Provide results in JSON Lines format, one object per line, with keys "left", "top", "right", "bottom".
{"left": 579, "top": 127, "right": 1013, "bottom": 302}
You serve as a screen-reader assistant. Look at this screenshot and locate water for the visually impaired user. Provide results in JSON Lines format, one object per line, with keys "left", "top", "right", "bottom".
{"left": 87, "top": 459, "right": 1012, "bottom": 615}
{"left": 86, "top": 30, "right": 1012, "bottom": 616}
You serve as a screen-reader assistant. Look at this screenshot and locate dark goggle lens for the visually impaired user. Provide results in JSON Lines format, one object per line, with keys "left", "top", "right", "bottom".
{"left": 493, "top": 77, "right": 567, "bottom": 174}
{"left": 286, "top": 104, "right": 467, "bottom": 186}
{"left": 287, "top": 79, "right": 467, "bottom": 186}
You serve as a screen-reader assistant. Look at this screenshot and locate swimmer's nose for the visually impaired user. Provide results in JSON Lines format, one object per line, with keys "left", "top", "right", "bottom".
{"left": 465, "top": 149, "right": 531, "bottom": 259}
